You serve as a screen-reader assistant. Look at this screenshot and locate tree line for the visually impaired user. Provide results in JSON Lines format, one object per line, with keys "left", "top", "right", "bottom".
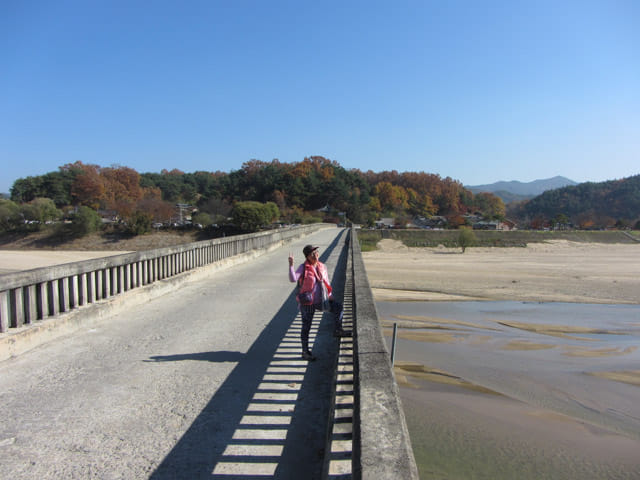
{"left": 3, "top": 157, "right": 506, "bottom": 235}
{"left": 5, "top": 157, "right": 636, "bottom": 235}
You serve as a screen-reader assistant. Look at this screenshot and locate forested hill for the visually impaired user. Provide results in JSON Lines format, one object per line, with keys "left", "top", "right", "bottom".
{"left": 7, "top": 158, "right": 505, "bottom": 226}
{"left": 7, "top": 158, "right": 639, "bottom": 229}
{"left": 509, "top": 174, "right": 640, "bottom": 228}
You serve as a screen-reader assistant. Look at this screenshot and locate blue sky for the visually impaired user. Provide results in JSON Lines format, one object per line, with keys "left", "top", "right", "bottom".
{"left": 2, "top": 0, "right": 639, "bottom": 194}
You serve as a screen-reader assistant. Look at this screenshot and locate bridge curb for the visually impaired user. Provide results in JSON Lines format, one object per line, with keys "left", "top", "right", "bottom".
{"left": 350, "top": 227, "right": 419, "bottom": 479}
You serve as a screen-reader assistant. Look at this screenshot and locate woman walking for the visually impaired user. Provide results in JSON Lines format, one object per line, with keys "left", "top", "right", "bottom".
{"left": 288, "top": 244, "right": 350, "bottom": 361}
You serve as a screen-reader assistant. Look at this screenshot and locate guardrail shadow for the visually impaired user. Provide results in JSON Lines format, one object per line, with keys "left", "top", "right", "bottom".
{"left": 146, "top": 352, "right": 246, "bottom": 363}
{"left": 149, "top": 230, "right": 347, "bottom": 479}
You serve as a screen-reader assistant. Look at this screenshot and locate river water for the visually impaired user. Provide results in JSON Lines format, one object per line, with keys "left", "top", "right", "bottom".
{"left": 377, "top": 301, "right": 640, "bottom": 479}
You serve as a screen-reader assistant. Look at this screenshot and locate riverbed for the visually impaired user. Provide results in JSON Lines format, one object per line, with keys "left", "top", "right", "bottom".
{"left": 362, "top": 239, "right": 640, "bottom": 479}
{"left": 379, "top": 301, "right": 640, "bottom": 479}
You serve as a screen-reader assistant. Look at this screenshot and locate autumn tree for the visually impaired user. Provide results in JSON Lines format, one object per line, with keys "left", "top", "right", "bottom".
{"left": 368, "top": 196, "right": 382, "bottom": 214}
{"left": 435, "top": 177, "right": 466, "bottom": 214}
{"left": 447, "top": 214, "right": 466, "bottom": 228}
{"left": 373, "top": 182, "right": 409, "bottom": 213}
{"left": 69, "top": 162, "right": 106, "bottom": 208}
{"left": 101, "top": 166, "right": 143, "bottom": 217}
{"left": 136, "top": 194, "right": 175, "bottom": 224}
{"left": 474, "top": 192, "right": 506, "bottom": 220}
{"left": 270, "top": 189, "right": 287, "bottom": 212}
{"left": 407, "top": 188, "right": 436, "bottom": 217}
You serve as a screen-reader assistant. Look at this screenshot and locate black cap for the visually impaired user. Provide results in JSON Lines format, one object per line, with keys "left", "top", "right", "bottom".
{"left": 303, "top": 245, "right": 319, "bottom": 257}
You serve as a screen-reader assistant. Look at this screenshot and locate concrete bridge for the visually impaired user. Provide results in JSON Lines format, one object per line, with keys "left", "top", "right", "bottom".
{"left": 0, "top": 226, "right": 417, "bottom": 479}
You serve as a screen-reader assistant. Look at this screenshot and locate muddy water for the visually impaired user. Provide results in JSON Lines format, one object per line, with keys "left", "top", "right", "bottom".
{"left": 378, "top": 301, "right": 640, "bottom": 479}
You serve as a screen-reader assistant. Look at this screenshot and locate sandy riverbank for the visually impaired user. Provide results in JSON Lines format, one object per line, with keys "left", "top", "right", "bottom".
{"left": 363, "top": 240, "right": 640, "bottom": 478}
{"left": 0, "top": 251, "right": 130, "bottom": 274}
{"left": 0, "top": 230, "right": 201, "bottom": 275}
{"left": 362, "top": 239, "right": 640, "bottom": 304}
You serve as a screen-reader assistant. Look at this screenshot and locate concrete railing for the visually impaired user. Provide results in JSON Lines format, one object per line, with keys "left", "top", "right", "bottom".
{"left": 0, "top": 225, "right": 325, "bottom": 334}
{"left": 349, "top": 227, "right": 419, "bottom": 479}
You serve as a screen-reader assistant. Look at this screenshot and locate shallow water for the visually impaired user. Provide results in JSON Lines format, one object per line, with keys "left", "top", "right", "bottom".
{"left": 378, "top": 301, "right": 640, "bottom": 479}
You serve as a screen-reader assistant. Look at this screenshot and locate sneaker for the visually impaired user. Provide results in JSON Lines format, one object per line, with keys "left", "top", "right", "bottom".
{"left": 333, "top": 329, "right": 352, "bottom": 338}
{"left": 301, "top": 351, "right": 316, "bottom": 361}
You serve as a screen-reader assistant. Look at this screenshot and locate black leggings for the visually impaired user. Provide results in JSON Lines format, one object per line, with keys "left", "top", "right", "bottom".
{"left": 299, "top": 300, "right": 343, "bottom": 352}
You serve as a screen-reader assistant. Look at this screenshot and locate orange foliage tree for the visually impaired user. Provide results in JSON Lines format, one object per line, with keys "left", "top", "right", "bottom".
{"left": 373, "top": 181, "right": 409, "bottom": 212}
{"left": 66, "top": 162, "right": 106, "bottom": 209}
{"left": 101, "top": 166, "right": 144, "bottom": 218}
{"left": 136, "top": 187, "right": 175, "bottom": 223}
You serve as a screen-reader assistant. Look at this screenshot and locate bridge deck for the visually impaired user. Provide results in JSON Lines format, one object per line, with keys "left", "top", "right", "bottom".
{"left": 0, "top": 228, "right": 351, "bottom": 479}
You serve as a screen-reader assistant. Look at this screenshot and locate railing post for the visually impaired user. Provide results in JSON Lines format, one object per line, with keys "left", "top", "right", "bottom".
{"left": 25, "top": 285, "right": 37, "bottom": 323}
{"left": 59, "top": 277, "right": 69, "bottom": 313}
{"left": 10, "top": 288, "right": 24, "bottom": 327}
{"left": 36, "top": 282, "right": 46, "bottom": 319}
{"left": 48, "top": 280, "right": 59, "bottom": 316}
{"left": 0, "top": 290, "right": 9, "bottom": 332}
{"left": 123, "top": 264, "right": 129, "bottom": 292}
{"left": 79, "top": 273, "right": 88, "bottom": 306}
{"left": 103, "top": 269, "right": 111, "bottom": 299}
{"left": 96, "top": 270, "right": 103, "bottom": 300}
{"left": 70, "top": 275, "right": 79, "bottom": 309}
{"left": 117, "top": 265, "right": 124, "bottom": 293}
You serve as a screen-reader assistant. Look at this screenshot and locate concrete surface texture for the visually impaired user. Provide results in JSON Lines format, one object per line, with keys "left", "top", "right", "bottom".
{"left": 0, "top": 228, "right": 349, "bottom": 479}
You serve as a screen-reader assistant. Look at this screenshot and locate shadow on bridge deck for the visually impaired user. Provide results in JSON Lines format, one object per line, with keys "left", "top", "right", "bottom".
{"left": 149, "top": 230, "right": 352, "bottom": 479}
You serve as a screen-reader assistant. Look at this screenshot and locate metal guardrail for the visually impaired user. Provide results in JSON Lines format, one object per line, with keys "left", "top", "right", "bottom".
{"left": 349, "top": 227, "right": 419, "bottom": 479}
{"left": 0, "top": 225, "right": 324, "bottom": 333}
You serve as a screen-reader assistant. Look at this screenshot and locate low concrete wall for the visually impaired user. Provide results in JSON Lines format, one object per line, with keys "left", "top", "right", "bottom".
{"left": 349, "top": 228, "right": 419, "bottom": 479}
{"left": 0, "top": 225, "right": 327, "bottom": 361}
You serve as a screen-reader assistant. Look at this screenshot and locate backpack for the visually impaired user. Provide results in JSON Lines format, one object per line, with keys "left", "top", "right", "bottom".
{"left": 296, "top": 264, "right": 314, "bottom": 304}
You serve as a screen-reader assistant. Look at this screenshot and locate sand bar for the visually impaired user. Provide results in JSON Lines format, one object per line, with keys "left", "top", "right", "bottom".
{"left": 362, "top": 239, "right": 640, "bottom": 304}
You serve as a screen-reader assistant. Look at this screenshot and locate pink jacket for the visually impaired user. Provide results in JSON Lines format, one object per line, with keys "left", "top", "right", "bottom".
{"left": 289, "top": 261, "right": 332, "bottom": 305}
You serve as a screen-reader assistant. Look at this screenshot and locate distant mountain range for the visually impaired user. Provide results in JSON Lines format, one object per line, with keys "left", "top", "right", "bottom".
{"left": 467, "top": 176, "right": 578, "bottom": 203}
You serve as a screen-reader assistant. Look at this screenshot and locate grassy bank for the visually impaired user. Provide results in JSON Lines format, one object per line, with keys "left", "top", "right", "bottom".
{"left": 357, "top": 229, "right": 640, "bottom": 251}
